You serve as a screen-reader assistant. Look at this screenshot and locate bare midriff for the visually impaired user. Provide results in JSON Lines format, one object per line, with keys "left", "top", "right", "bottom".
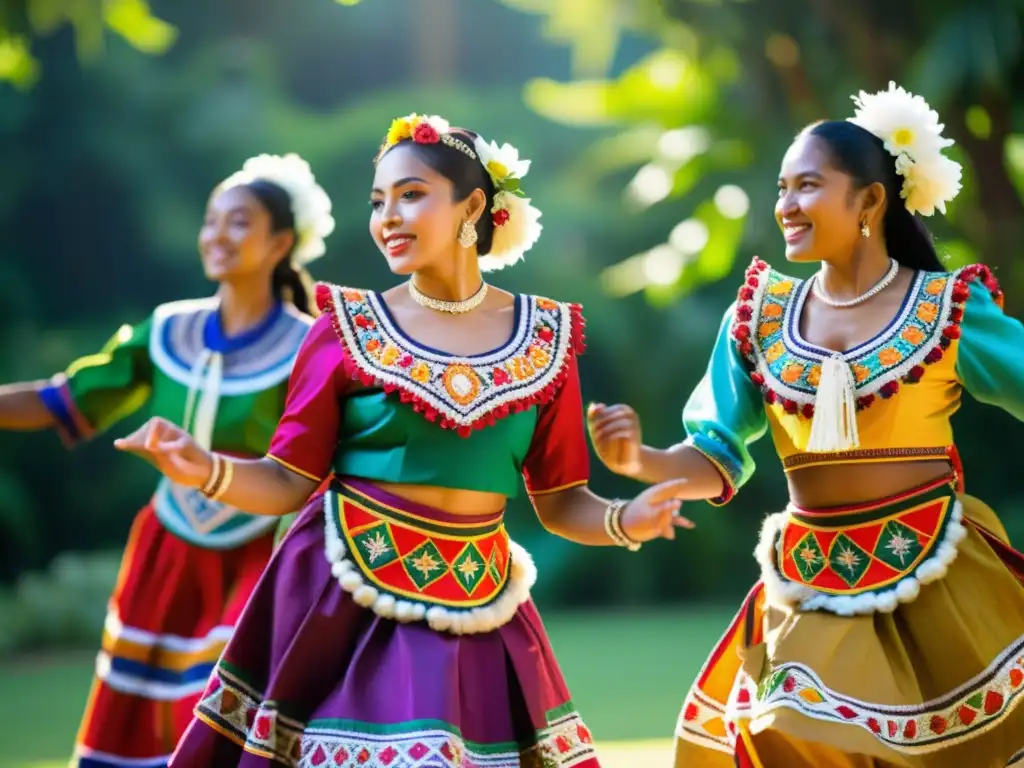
{"left": 786, "top": 459, "right": 953, "bottom": 509}
{"left": 370, "top": 481, "right": 509, "bottom": 517}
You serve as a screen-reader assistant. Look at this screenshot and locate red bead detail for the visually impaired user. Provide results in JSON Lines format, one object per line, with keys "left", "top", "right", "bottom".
{"left": 924, "top": 347, "right": 944, "bottom": 364}
{"left": 782, "top": 399, "right": 798, "bottom": 415}
{"left": 903, "top": 719, "right": 918, "bottom": 739}
{"left": 737, "top": 687, "right": 752, "bottom": 704}
{"left": 492, "top": 209, "right": 510, "bottom": 227}
{"left": 943, "top": 324, "right": 961, "bottom": 340}
{"left": 379, "top": 746, "right": 398, "bottom": 765}
{"left": 984, "top": 690, "right": 1005, "bottom": 715}
{"left": 950, "top": 306, "right": 963, "bottom": 323}
{"left": 736, "top": 305, "right": 754, "bottom": 322}
{"left": 878, "top": 381, "right": 900, "bottom": 399}
{"left": 740, "top": 341, "right": 754, "bottom": 356}
{"left": 929, "top": 715, "right": 948, "bottom": 735}
{"left": 683, "top": 702, "right": 700, "bottom": 721}
{"left": 1011, "top": 668, "right": 1024, "bottom": 688}
{"left": 750, "top": 372, "right": 765, "bottom": 387}
{"left": 739, "top": 286, "right": 755, "bottom": 301}
{"left": 867, "top": 717, "right": 881, "bottom": 734}
{"left": 835, "top": 705, "right": 858, "bottom": 720}
{"left": 801, "top": 403, "right": 815, "bottom": 418}
{"left": 765, "top": 390, "right": 777, "bottom": 404}
{"left": 904, "top": 365, "right": 925, "bottom": 383}
{"left": 733, "top": 324, "right": 751, "bottom": 340}
{"left": 957, "top": 706, "right": 977, "bottom": 726}
{"left": 333, "top": 746, "right": 350, "bottom": 764}
{"left": 856, "top": 394, "right": 875, "bottom": 410}
{"left": 310, "top": 746, "right": 328, "bottom": 766}
{"left": 887, "top": 720, "right": 899, "bottom": 737}
{"left": 782, "top": 676, "right": 796, "bottom": 693}
{"left": 746, "top": 276, "right": 759, "bottom": 287}
{"left": 951, "top": 282, "right": 970, "bottom": 303}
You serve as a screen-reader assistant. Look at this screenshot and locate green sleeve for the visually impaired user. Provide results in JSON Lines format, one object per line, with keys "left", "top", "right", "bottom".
{"left": 39, "top": 318, "right": 154, "bottom": 445}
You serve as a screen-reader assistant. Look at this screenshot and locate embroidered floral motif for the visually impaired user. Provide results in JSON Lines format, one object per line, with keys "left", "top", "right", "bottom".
{"left": 676, "top": 686, "right": 733, "bottom": 753}
{"left": 746, "top": 640, "right": 1024, "bottom": 751}
{"left": 317, "top": 284, "right": 584, "bottom": 437}
{"left": 731, "top": 257, "right": 1003, "bottom": 417}
{"left": 196, "top": 666, "right": 597, "bottom": 767}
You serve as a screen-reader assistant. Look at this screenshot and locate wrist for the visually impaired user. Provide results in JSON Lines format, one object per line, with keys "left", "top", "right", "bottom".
{"left": 199, "top": 453, "right": 233, "bottom": 500}
{"left": 604, "top": 498, "right": 642, "bottom": 552}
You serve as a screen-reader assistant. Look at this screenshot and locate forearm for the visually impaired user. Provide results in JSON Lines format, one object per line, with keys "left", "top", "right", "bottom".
{"left": 212, "top": 455, "right": 319, "bottom": 516}
{"left": 531, "top": 486, "right": 619, "bottom": 546}
{"left": 0, "top": 382, "right": 55, "bottom": 431}
{"left": 631, "top": 443, "right": 725, "bottom": 499}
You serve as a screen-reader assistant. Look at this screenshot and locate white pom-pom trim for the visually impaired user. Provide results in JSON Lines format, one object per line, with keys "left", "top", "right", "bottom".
{"left": 324, "top": 499, "right": 537, "bottom": 635}
{"left": 755, "top": 501, "right": 966, "bottom": 616}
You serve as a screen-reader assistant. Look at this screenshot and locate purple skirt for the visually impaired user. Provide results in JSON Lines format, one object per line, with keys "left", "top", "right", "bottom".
{"left": 169, "top": 480, "right": 600, "bottom": 767}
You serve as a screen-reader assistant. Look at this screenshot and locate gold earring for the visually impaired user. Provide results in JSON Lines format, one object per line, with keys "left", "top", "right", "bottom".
{"left": 458, "top": 221, "right": 478, "bottom": 248}
{"left": 861, "top": 220, "right": 870, "bottom": 238}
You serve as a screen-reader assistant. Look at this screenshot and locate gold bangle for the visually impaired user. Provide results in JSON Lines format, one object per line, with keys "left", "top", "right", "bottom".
{"left": 209, "top": 457, "right": 234, "bottom": 502}
{"left": 611, "top": 501, "right": 642, "bottom": 552}
{"left": 200, "top": 454, "right": 224, "bottom": 497}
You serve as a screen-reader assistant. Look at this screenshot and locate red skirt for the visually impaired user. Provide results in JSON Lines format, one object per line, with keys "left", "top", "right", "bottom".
{"left": 72, "top": 502, "right": 274, "bottom": 767}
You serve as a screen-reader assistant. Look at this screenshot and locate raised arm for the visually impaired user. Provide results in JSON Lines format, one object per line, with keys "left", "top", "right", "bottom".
{"left": 588, "top": 302, "right": 768, "bottom": 505}
{"left": 115, "top": 312, "right": 345, "bottom": 516}
{"left": 0, "top": 321, "right": 152, "bottom": 440}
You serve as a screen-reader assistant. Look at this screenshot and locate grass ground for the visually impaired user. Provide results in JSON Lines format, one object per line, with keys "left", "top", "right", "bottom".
{"left": 0, "top": 607, "right": 731, "bottom": 767}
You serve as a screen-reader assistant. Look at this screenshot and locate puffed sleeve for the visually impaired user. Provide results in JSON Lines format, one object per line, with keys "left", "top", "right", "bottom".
{"left": 266, "top": 313, "right": 348, "bottom": 482}
{"left": 38, "top": 318, "right": 154, "bottom": 447}
{"left": 522, "top": 306, "right": 589, "bottom": 496}
{"left": 682, "top": 303, "right": 769, "bottom": 505}
{"left": 954, "top": 267, "right": 1024, "bottom": 420}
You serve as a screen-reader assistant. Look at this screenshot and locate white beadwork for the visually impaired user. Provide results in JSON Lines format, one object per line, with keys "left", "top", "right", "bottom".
{"left": 811, "top": 258, "right": 899, "bottom": 308}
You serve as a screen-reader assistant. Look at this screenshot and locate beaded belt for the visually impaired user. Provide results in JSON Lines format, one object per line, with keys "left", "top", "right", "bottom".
{"left": 756, "top": 475, "right": 966, "bottom": 615}
{"left": 323, "top": 483, "right": 535, "bottom": 634}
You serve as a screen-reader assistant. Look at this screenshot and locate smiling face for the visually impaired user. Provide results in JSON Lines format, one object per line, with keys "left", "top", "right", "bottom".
{"left": 198, "top": 184, "right": 293, "bottom": 282}
{"left": 369, "top": 143, "right": 485, "bottom": 275}
{"left": 775, "top": 134, "right": 873, "bottom": 265}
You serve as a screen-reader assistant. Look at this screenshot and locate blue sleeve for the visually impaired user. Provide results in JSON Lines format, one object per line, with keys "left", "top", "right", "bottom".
{"left": 955, "top": 279, "right": 1024, "bottom": 421}
{"left": 682, "top": 303, "right": 768, "bottom": 505}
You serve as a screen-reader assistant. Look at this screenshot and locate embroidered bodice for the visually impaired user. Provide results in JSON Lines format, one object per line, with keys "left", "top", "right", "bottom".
{"left": 266, "top": 283, "right": 590, "bottom": 499}
{"left": 682, "top": 257, "right": 1017, "bottom": 504}
{"left": 40, "top": 298, "right": 313, "bottom": 548}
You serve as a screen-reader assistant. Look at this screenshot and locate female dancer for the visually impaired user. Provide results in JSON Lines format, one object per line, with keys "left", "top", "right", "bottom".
{"left": 115, "top": 113, "right": 693, "bottom": 767}
{"left": 0, "top": 153, "right": 334, "bottom": 767}
{"left": 589, "top": 83, "right": 1024, "bottom": 767}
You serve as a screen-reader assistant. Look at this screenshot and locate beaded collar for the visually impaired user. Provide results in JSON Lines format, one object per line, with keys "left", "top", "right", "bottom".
{"left": 317, "top": 283, "right": 585, "bottom": 436}
{"left": 731, "top": 257, "right": 1001, "bottom": 417}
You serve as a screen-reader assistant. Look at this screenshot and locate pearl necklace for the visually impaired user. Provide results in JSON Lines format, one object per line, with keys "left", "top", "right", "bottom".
{"left": 812, "top": 259, "right": 899, "bottom": 308}
{"left": 408, "top": 280, "right": 488, "bottom": 314}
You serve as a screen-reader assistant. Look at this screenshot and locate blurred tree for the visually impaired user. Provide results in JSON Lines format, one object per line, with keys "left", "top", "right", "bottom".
{"left": 501, "top": 0, "right": 1024, "bottom": 307}
{"left": 0, "top": 0, "right": 177, "bottom": 88}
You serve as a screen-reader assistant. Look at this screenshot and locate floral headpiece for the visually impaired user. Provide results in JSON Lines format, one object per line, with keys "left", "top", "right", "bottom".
{"left": 847, "top": 82, "right": 962, "bottom": 217}
{"left": 221, "top": 153, "right": 335, "bottom": 267}
{"left": 382, "top": 113, "right": 543, "bottom": 271}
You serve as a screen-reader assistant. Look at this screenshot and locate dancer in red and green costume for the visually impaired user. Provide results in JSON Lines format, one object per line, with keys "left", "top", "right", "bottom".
{"left": 0, "top": 153, "right": 334, "bottom": 767}
{"left": 589, "top": 84, "right": 1024, "bottom": 767}
{"left": 116, "top": 113, "right": 695, "bottom": 767}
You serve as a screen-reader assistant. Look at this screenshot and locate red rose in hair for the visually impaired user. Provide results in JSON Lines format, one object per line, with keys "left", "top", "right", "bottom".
{"left": 413, "top": 122, "right": 440, "bottom": 144}
{"left": 492, "top": 209, "right": 510, "bottom": 226}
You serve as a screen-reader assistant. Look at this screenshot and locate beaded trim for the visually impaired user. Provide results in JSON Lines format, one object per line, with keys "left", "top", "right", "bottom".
{"left": 317, "top": 283, "right": 585, "bottom": 436}
{"left": 782, "top": 446, "right": 952, "bottom": 471}
{"left": 731, "top": 258, "right": 1003, "bottom": 417}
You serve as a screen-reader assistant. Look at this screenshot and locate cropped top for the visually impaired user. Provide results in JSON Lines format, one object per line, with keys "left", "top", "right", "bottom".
{"left": 39, "top": 298, "right": 313, "bottom": 547}
{"left": 683, "top": 256, "right": 1019, "bottom": 504}
{"left": 266, "top": 283, "right": 590, "bottom": 499}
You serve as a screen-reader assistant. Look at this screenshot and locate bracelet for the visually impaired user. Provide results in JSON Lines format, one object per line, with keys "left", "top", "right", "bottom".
{"left": 604, "top": 499, "right": 641, "bottom": 552}
{"left": 200, "top": 454, "right": 233, "bottom": 501}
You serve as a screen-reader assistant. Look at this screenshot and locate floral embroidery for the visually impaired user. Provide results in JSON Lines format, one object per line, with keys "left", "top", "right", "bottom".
{"left": 317, "top": 284, "right": 584, "bottom": 437}
{"left": 730, "top": 257, "right": 1003, "bottom": 418}
{"left": 196, "top": 666, "right": 598, "bottom": 767}
{"left": 745, "top": 639, "right": 1024, "bottom": 752}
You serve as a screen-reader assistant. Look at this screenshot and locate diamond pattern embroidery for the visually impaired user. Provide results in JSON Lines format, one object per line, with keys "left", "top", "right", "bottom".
{"left": 352, "top": 523, "right": 399, "bottom": 569}
{"left": 403, "top": 541, "right": 448, "bottom": 590}
{"left": 791, "top": 533, "right": 826, "bottom": 582}
{"left": 873, "top": 520, "right": 924, "bottom": 571}
{"left": 828, "top": 534, "right": 871, "bottom": 587}
{"left": 452, "top": 544, "right": 487, "bottom": 595}
{"left": 487, "top": 545, "right": 504, "bottom": 584}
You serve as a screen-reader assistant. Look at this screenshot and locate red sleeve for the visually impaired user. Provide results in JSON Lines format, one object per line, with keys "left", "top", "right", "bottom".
{"left": 522, "top": 330, "right": 590, "bottom": 496}
{"left": 266, "top": 312, "right": 346, "bottom": 482}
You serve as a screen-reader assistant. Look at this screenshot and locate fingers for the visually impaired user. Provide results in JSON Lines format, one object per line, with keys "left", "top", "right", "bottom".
{"left": 591, "top": 422, "right": 639, "bottom": 446}
{"left": 671, "top": 514, "right": 696, "bottom": 530}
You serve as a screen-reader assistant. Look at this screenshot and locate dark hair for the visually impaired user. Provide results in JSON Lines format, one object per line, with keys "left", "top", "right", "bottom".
{"left": 241, "top": 179, "right": 314, "bottom": 315}
{"left": 375, "top": 130, "right": 497, "bottom": 255}
{"left": 802, "top": 120, "right": 944, "bottom": 272}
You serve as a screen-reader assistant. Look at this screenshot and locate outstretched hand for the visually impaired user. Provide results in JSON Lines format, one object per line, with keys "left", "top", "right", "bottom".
{"left": 619, "top": 478, "right": 696, "bottom": 543}
{"left": 114, "top": 417, "right": 212, "bottom": 489}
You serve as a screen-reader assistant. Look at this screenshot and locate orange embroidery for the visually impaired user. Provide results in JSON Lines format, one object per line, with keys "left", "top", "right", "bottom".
{"left": 759, "top": 321, "right": 782, "bottom": 338}
{"left": 878, "top": 348, "right": 902, "bottom": 366}
{"left": 917, "top": 302, "right": 938, "bottom": 323}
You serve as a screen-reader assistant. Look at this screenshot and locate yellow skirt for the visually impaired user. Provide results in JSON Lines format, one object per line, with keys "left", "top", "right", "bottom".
{"left": 675, "top": 479, "right": 1024, "bottom": 768}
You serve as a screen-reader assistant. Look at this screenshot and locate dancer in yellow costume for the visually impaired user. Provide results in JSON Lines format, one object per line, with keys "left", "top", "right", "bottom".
{"left": 588, "top": 83, "right": 1024, "bottom": 767}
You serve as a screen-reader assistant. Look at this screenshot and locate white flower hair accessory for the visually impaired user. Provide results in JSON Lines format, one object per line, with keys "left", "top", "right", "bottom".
{"left": 221, "top": 153, "right": 335, "bottom": 266}
{"left": 473, "top": 136, "right": 543, "bottom": 271}
{"left": 847, "top": 82, "right": 962, "bottom": 217}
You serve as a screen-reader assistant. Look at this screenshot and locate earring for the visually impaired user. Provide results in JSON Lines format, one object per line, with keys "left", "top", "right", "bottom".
{"left": 861, "top": 220, "right": 870, "bottom": 238}
{"left": 458, "top": 221, "right": 478, "bottom": 248}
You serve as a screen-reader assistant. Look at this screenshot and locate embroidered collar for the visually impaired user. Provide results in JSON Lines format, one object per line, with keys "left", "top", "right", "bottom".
{"left": 318, "top": 283, "right": 584, "bottom": 436}
{"left": 731, "top": 258, "right": 996, "bottom": 417}
{"left": 149, "top": 298, "right": 312, "bottom": 395}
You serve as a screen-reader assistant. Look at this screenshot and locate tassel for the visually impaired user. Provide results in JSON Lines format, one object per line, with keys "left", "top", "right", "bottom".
{"left": 806, "top": 353, "right": 859, "bottom": 452}
{"left": 181, "top": 348, "right": 223, "bottom": 451}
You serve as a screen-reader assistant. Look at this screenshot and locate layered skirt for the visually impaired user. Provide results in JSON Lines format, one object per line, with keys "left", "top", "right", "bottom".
{"left": 674, "top": 475, "right": 1024, "bottom": 768}
{"left": 170, "top": 479, "right": 599, "bottom": 767}
{"left": 72, "top": 503, "right": 274, "bottom": 767}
